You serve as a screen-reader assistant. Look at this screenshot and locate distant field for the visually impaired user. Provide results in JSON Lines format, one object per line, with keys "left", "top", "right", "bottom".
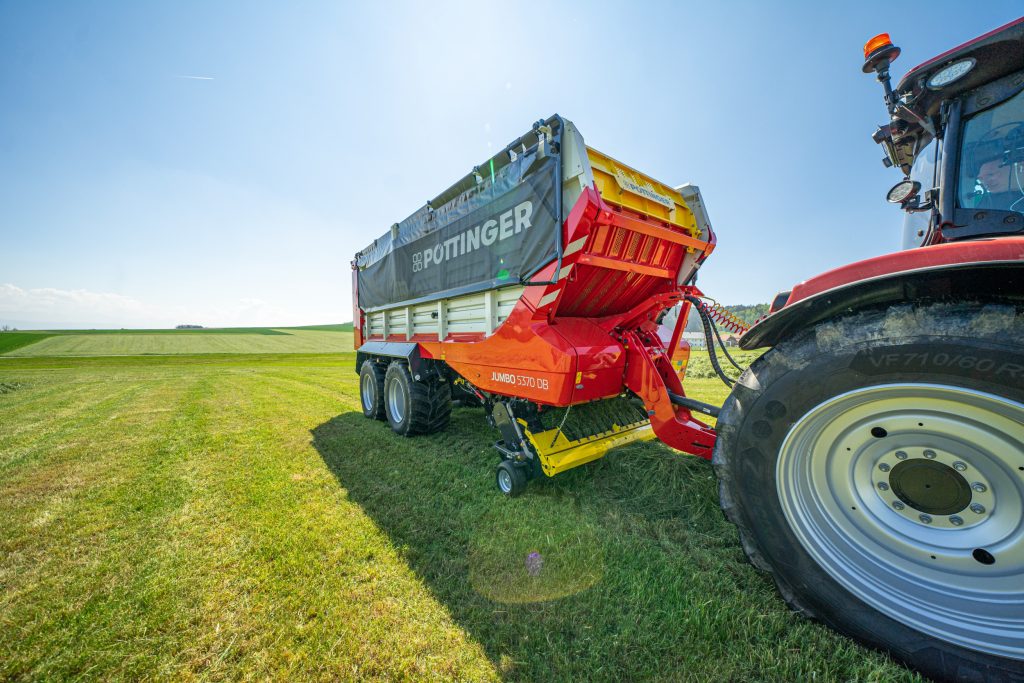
{"left": 3, "top": 329, "right": 354, "bottom": 357}
{"left": 27, "top": 327, "right": 291, "bottom": 335}
{"left": 24, "top": 322, "right": 354, "bottom": 335}
{"left": 284, "top": 323, "right": 354, "bottom": 332}
{"left": 0, "top": 332, "right": 54, "bottom": 355}
{"left": 0, "top": 346, "right": 918, "bottom": 681}
{"left": 3, "top": 323, "right": 353, "bottom": 335}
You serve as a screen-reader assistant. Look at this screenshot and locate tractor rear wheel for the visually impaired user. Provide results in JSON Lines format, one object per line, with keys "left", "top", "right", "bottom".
{"left": 383, "top": 361, "right": 452, "bottom": 436}
{"left": 713, "top": 302, "right": 1024, "bottom": 682}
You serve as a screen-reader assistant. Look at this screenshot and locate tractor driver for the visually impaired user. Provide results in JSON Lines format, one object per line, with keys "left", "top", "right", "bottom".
{"left": 975, "top": 158, "right": 1024, "bottom": 211}
{"left": 968, "top": 126, "right": 1024, "bottom": 212}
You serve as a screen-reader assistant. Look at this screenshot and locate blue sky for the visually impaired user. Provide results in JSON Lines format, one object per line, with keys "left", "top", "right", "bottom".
{"left": 1, "top": 1, "right": 1020, "bottom": 328}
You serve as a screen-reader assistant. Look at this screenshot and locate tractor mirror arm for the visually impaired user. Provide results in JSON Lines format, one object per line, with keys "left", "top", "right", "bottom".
{"left": 903, "top": 187, "right": 939, "bottom": 213}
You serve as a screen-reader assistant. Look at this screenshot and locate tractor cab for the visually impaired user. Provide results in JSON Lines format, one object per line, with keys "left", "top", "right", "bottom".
{"left": 863, "top": 18, "right": 1024, "bottom": 248}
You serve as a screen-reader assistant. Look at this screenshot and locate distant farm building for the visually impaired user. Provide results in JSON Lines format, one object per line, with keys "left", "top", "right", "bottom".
{"left": 681, "top": 332, "right": 706, "bottom": 349}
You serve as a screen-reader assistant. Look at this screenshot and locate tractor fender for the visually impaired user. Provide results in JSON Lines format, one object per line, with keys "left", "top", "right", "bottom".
{"left": 740, "top": 237, "right": 1024, "bottom": 350}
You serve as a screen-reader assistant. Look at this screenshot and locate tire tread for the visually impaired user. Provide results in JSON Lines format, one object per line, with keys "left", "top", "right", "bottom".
{"left": 384, "top": 362, "right": 452, "bottom": 436}
{"left": 360, "top": 360, "right": 387, "bottom": 420}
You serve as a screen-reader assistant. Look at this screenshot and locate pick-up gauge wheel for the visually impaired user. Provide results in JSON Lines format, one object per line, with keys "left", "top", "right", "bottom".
{"left": 713, "top": 303, "right": 1024, "bottom": 682}
{"left": 496, "top": 460, "right": 527, "bottom": 497}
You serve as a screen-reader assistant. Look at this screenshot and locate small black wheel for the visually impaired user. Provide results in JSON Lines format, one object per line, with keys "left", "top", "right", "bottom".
{"left": 383, "top": 362, "right": 452, "bottom": 436}
{"left": 714, "top": 302, "right": 1024, "bottom": 682}
{"left": 359, "top": 360, "right": 387, "bottom": 420}
{"left": 496, "top": 460, "right": 527, "bottom": 497}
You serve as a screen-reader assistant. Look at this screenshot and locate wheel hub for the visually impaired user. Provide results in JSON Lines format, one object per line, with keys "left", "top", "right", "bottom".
{"left": 361, "top": 374, "right": 374, "bottom": 409}
{"left": 497, "top": 469, "right": 513, "bottom": 493}
{"left": 870, "top": 447, "right": 995, "bottom": 529}
{"left": 387, "top": 378, "right": 406, "bottom": 422}
{"left": 890, "top": 458, "right": 970, "bottom": 514}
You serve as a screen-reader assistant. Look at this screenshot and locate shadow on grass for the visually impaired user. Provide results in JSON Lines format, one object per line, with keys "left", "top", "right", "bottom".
{"left": 308, "top": 407, "right": 816, "bottom": 681}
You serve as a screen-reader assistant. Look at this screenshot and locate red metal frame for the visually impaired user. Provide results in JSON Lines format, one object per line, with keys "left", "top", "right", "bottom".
{"left": 352, "top": 268, "right": 363, "bottom": 348}
{"left": 622, "top": 328, "right": 715, "bottom": 459}
{"left": 356, "top": 185, "right": 718, "bottom": 457}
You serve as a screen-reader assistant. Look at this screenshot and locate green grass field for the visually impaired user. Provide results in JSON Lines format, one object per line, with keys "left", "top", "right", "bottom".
{"left": 0, "top": 337, "right": 922, "bottom": 681}
{"left": 3, "top": 323, "right": 353, "bottom": 336}
{"left": 2, "top": 329, "right": 354, "bottom": 357}
{"left": 0, "top": 333, "right": 55, "bottom": 355}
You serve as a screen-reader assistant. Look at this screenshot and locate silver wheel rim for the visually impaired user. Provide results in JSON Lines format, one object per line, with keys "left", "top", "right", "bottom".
{"left": 777, "top": 383, "right": 1024, "bottom": 660}
{"left": 387, "top": 376, "right": 406, "bottom": 423}
{"left": 498, "top": 468, "right": 513, "bottom": 494}
{"left": 361, "top": 373, "right": 375, "bottom": 411}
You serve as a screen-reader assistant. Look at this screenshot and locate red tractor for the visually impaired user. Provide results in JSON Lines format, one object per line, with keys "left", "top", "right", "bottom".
{"left": 714, "top": 20, "right": 1024, "bottom": 682}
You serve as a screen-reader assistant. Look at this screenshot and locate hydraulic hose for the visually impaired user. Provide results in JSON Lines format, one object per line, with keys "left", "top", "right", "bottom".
{"left": 684, "top": 295, "right": 737, "bottom": 388}
{"left": 706, "top": 309, "right": 745, "bottom": 372}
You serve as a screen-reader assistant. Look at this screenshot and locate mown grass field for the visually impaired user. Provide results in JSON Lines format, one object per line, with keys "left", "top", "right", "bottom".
{"left": 3, "top": 330, "right": 354, "bottom": 357}
{"left": 0, "top": 333, "right": 54, "bottom": 355}
{"left": 0, "top": 333, "right": 923, "bottom": 681}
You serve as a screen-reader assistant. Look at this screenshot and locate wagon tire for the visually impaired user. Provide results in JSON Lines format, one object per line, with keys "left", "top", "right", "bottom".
{"left": 359, "top": 360, "right": 387, "bottom": 420}
{"left": 384, "top": 362, "right": 451, "bottom": 436}
{"left": 713, "top": 302, "right": 1024, "bottom": 682}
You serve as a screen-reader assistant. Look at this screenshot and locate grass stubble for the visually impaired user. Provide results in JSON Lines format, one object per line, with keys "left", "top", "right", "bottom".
{"left": 0, "top": 339, "right": 923, "bottom": 682}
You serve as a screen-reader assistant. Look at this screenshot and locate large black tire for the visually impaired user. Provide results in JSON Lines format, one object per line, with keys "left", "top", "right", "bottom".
{"left": 714, "top": 302, "right": 1024, "bottom": 682}
{"left": 383, "top": 361, "right": 452, "bottom": 436}
{"left": 359, "top": 360, "right": 387, "bottom": 420}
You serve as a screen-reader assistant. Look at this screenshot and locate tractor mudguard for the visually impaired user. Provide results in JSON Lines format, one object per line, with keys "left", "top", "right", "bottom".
{"left": 741, "top": 237, "right": 1024, "bottom": 350}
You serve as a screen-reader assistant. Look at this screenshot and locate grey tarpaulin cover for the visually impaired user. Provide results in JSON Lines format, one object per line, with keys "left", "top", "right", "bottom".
{"left": 355, "top": 148, "right": 559, "bottom": 310}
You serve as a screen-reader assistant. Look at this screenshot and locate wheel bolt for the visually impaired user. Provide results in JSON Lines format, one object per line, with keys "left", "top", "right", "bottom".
{"left": 878, "top": 482, "right": 890, "bottom": 491}
{"left": 924, "top": 449, "right": 936, "bottom": 459}
{"left": 879, "top": 463, "right": 891, "bottom": 472}
{"left": 953, "top": 461, "right": 968, "bottom": 472}
{"left": 950, "top": 515, "right": 964, "bottom": 526}
{"left": 892, "top": 501, "right": 905, "bottom": 510}
{"left": 895, "top": 451, "right": 908, "bottom": 460}
{"left": 971, "top": 503, "right": 986, "bottom": 514}
{"left": 972, "top": 482, "right": 987, "bottom": 493}
{"left": 919, "top": 514, "right": 932, "bottom": 524}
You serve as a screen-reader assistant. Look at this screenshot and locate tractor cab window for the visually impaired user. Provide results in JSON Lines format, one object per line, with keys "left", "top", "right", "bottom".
{"left": 958, "top": 88, "right": 1024, "bottom": 213}
{"left": 901, "top": 138, "right": 936, "bottom": 249}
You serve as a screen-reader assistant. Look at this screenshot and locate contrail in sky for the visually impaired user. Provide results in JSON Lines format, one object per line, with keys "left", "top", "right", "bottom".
{"left": 174, "top": 75, "right": 215, "bottom": 80}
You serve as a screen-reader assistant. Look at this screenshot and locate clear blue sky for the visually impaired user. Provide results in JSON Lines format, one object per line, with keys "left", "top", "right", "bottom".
{"left": 1, "top": 1, "right": 1020, "bottom": 328}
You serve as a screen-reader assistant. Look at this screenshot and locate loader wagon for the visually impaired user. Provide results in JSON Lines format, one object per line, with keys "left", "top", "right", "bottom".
{"left": 353, "top": 115, "right": 719, "bottom": 494}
